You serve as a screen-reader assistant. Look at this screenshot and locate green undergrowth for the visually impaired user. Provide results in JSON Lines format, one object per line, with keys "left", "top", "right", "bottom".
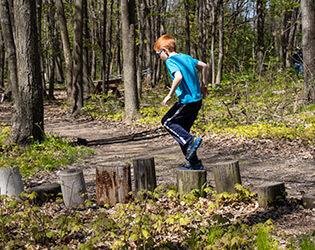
{"left": 0, "top": 125, "right": 94, "bottom": 178}
{"left": 0, "top": 185, "right": 313, "bottom": 249}
{"left": 84, "top": 72, "right": 314, "bottom": 144}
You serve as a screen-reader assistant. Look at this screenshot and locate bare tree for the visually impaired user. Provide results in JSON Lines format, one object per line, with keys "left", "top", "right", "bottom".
{"left": 0, "top": 29, "right": 4, "bottom": 89}
{"left": 215, "top": 0, "right": 224, "bottom": 85}
{"left": 257, "top": 0, "right": 265, "bottom": 77}
{"left": 56, "top": 0, "right": 73, "bottom": 98}
{"left": 71, "top": 0, "right": 84, "bottom": 114}
{"left": 301, "top": 0, "right": 315, "bottom": 102}
{"left": 0, "top": 0, "right": 44, "bottom": 145}
{"left": 121, "top": 0, "right": 139, "bottom": 120}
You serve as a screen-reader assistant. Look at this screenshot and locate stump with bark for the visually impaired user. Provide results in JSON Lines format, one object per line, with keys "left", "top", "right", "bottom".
{"left": 133, "top": 157, "right": 157, "bottom": 196}
{"left": 257, "top": 182, "right": 286, "bottom": 208}
{"left": 302, "top": 191, "right": 315, "bottom": 209}
{"left": 212, "top": 160, "right": 242, "bottom": 194}
{"left": 177, "top": 169, "right": 207, "bottom": 196}
{"left": 96, "top": 162, "right": 131, "bottom": 206}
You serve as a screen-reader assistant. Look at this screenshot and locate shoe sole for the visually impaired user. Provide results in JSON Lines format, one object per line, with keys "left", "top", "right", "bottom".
{"left": 186, "top": 138, "right": 202, "bottom": 161}
{"left": 178, "top": 165, "right": 204, "bottom": 170}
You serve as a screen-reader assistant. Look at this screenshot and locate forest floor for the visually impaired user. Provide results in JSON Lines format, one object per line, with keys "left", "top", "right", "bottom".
{"left": 0, "top": 90, "right": 314, "bottom": 237}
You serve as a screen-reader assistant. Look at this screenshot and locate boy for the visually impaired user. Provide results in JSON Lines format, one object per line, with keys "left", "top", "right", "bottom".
{"left": 154, "top": 34, "right": 209, "bottom": 170}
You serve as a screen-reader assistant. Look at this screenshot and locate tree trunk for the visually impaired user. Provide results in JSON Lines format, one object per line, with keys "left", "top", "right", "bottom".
{"left": 215, "top": 0, "right": 224, "bottom": 85}
{"left": 0, "top": 0, "right": 16, "bottom": 103}
{"left": 210, "top": 1, "right": 217, "bottom": 88}
{"left": 121, "top": 0, "right": 139, "bottom": 120}
{"left": 136, "top": 0, "right": 144, "bottom": 99}
{"left": 71, "top": 0, "right": 84, "bottom": 114}
{"left": 47, "top": 0, "right": 56, "bottom": 100}
{"left": 11, "top": 0, "right": 44, "bottom": 144}
{"left": 184, "top": 0, "right": 190, "bottom": 55}
{"left": 301, "top": 0, "right": 315, "bottom": 103}
{"left": 82, "top": 0, "right": 94, "bottom": 95}
{"left": 56, "top": 0, "right": 73, "bottom": 99}
{"left": 0, "top": 30, "right": 4, "bottom": 88}
{"left": 101, "top": 0, "right": 107, "bottom": 92}
{"left": 257, "top": 0, "right": 265, "bottom": 77}
{"left": 36, "top": 0, "right": 47, "bottom": 99}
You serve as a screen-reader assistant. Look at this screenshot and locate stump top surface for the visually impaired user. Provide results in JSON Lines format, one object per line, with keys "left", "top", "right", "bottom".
{"left": 257, "top": 182, "right": 285, "bottom": 188}
{"left": 58, "top": 168, "right": 83, "bottom": 176}
{"left": 96, "top": 162, "right": 130, "bottom": 169}
{"left": 210, "top": 160, "right": 239, "bottom": 166}
{"left": 176, "top": 169, "right": 207, "bottom": 173}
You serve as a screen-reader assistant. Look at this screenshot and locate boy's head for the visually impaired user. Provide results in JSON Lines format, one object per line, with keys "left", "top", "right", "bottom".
{"left": 154, "top": 35, "right": 176, "bottom": 53}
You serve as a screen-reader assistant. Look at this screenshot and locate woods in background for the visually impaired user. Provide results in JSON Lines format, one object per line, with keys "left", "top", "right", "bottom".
{"left": 0, "top": 0, "right": 314, "bottom": 145}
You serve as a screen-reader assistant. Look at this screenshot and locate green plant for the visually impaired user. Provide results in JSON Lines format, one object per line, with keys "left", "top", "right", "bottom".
{"left": 0, "top": 133, "right": 94, "bottom": 177}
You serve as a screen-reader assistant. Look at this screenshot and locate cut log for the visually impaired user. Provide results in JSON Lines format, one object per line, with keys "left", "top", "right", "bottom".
{"left": 302, "top": 191, "right": 315, "bottom": 209}
{"left": 177, "top": 169, "right": 207, "bottom": 196}
{"left": 96, "top": 162, "right": 131, "bottom": 206}
{"left": 212, "top": 160, "right": 242, "bottom": 194}
{"left": 29, "top": 183, "right": 61, "bottom": 205}
{"left": 59, "top": 169, "right": 88, "bottom": 209}
{"left": 257, "top": 182, "right": 286, "bottom": 208}
{"left": 133, "top": 157, "right": 157, "bottom": 195}
{"left": 0, "top": 166, "right": 24, "bottom": 199}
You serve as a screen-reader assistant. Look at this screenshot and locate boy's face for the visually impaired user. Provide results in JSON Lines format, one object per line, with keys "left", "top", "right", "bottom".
{"left": 156, "top": 48, "right": 168, "bottom": 62}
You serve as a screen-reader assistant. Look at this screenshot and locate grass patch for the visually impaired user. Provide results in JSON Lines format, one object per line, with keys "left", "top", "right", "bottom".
{"left": 0, "top": 126, "right": 94, "bottom": 178}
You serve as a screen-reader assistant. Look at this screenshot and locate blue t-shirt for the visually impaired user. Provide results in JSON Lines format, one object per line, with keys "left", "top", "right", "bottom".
{"left": 166, "top": 53, "right": 201, "bottom": 104}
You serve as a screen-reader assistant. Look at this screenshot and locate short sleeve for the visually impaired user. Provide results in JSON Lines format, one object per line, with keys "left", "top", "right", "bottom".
{"left": 166, "top": 59, "right": 180, "bottom": 76}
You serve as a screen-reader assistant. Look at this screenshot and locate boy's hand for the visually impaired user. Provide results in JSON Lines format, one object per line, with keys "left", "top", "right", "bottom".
{"left": 162, "top": 94, "right": 172, "bottom": 106}
{"left": 201, "top": 85, "right": 208, "bottom": 99}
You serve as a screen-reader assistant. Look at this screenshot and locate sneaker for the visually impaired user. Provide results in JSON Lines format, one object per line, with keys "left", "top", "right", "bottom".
{"left": 178, "top": 160, "right": 204, "bottom": 170}
{"left": 185, "top": 136, "right": 202, "bottom": 161}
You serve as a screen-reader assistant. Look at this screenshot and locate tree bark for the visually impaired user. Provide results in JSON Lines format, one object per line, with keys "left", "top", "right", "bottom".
{"left": 0, "top": 30, "right": 4, "bottom": 88}
{"left": 56, "top": 0, "right": 73, "bottom": 98}
{"left": 257, "top": 0, "right": 265, "bottom": 77}
{"left": 301, "top": 0, "right": 315, "bottom": 103}
{"left": 11, "top": 0, "right": 44, "bottom": 144}
{"left": 210, "top": 1, "right": 217, "bottom": 88}
{"left": 71, "top": 0, "right": 84, "bottom": 114}
{"left": 96, "top": 162, "right": 131, "bottom": 205}
{"left": 121, "top": 0, "right": 139, "bottom": 120}
{"left": 82, "top": 0, "right": 94, "bottom": 95}
{"left": 0, "top": 0, "right": 16, "bottom": 102}
{"left": 215, "top": 0, "right": 224, "bottom": 85}
{"left": 184, "top": 0, "right": 190, "bottom": 55}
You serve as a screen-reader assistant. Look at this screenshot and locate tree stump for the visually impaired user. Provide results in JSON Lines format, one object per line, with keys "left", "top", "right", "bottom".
{"left": 302, "top": 191, "right": 315, "bottom": 209}
{"left": 0, "top": 166, "right": 24, "bottom": 199}
{"left": 176, "top": 169, "right": 207, "bottom": 196}
{"left": 59, "top": 169, "right": 88, "bottom": 209}
{"left": 257, "top": 182, "right": 286, "bottom": 208}
{"left": 212, "top": 160, "right": 242, "bottom": 194}
{"left": 96, "top": 162, "right": 131, "bottom": 206}
{"left": 133, "top": 157, "right": 157, "bottom": 195}
{"left": 29, "top": 183, "right": 61, "bottom": 205}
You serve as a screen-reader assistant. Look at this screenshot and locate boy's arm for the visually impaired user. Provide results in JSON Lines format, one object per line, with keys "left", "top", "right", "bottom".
{"left": 197, "top": 61, "right": 209, "bottom": 98}
{"left": 162, "top": 71, "right": 182, "bottom": 106}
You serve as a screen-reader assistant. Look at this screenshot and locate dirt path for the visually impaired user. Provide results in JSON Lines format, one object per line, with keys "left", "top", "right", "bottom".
{"left": 44, "top": 115, "right": 315, "bottom": 200}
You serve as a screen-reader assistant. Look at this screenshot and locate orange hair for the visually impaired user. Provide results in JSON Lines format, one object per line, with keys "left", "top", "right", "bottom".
{"left": 153, "top": 34, "right": 176, "bottom": 52}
